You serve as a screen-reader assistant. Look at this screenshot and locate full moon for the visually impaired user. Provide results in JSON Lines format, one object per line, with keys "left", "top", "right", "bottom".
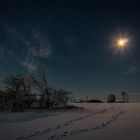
{"left": 111, "top": 33, "right": 132, "bottom": 55}
{"left": 116, "top": 38, "right": 129, "bottom": 48}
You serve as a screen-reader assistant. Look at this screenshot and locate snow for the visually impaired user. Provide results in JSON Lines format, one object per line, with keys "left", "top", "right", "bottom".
{"left": 0, "top": 103, "right": 140, "bottom": 140}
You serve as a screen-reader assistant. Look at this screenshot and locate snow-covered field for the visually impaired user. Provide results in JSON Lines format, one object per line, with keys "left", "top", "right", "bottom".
{"left": 0, "top": 103, "right": 140, "bottom": 140}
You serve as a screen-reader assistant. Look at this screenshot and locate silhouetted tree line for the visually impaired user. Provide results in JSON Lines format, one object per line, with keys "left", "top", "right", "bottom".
{"left": 0, "top": 72, "right": 71, "bottom": 111}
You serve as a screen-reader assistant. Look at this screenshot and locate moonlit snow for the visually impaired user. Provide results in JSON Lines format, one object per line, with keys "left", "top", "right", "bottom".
{"left": 0, "top": 103, "right": 140, "bottom": 140}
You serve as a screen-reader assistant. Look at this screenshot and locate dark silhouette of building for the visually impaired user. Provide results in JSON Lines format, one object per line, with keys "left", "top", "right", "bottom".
{"left": 87, "top": 100, "right": 103, "bottom": 103}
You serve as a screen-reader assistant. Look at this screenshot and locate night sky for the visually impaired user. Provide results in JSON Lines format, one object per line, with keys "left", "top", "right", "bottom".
{"left": 0, "top": 0, "right": 140, "bottom": 101}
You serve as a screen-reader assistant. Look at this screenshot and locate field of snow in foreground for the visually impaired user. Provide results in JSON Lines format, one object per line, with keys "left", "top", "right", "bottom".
{"left": 0, "top": 103, "right": 140, "bottom": 140}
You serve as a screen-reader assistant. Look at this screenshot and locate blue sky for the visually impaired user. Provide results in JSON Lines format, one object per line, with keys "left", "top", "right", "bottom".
{"left": 0, "top": 0, "right": 140, "bottom": 101}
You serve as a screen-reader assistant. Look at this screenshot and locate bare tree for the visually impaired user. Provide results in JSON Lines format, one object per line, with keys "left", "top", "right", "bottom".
{"left": 0, "top": 71, "right": 72, "bottom": 111}
{"left": 30, "top": 71, "right": 51, "bottom": 109}
{"left": 30, "top": 71, "right": 71, "bottom": 109}
{"left": 50, "top": 88, "right": 71, "bottom": 108}
{"left": 1, "top": 74, "right": 33, "bottom": 111}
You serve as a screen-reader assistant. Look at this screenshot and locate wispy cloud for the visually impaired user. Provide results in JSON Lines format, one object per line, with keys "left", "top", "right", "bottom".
{"left": 30, "top": 46, "right": 51, "bottom": 58}
{"left": 20, "top": 56, "right": 38, "bottom": 73}
{"left": 3, "top": 24, "right": 52, "bottom": 72}
{"left": 124, "top": 65, "right": 138, "bottom": 75}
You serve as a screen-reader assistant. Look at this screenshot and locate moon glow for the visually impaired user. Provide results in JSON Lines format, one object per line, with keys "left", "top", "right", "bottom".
{"left": 111, "top": 33, "right": 132, "bottom": 55}
{"left": 116, "top": 37, "right": 129, "bottom": 49}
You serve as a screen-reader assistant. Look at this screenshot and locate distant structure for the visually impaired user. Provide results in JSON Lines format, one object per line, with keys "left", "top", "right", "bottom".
{"left": 87, "top": 100, "right": 103, "bottom": 103}
{"left": 73, "top": 96, "right": 103, "bottom": 103}
{"left": 86, "top": 96, "right": 89, "bottom": 102}
{"left": 121, "top": 91, "right": 126, "bottom": 102}
{"left": 121, "top": 91, "right": 129, "bottom": 103}
{"left": 107, "top": 94, "right": 116, "bottom": 103}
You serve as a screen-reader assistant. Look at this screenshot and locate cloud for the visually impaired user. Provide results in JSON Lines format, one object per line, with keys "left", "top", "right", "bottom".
{"left": 124, "top": 65, "right": 138, "bottom": 75}
{"left": 3, "top": 24, "right": 52, "bottom": 72}
{"left": 20, "top": 56, "right": 38, "bottom": 73}
{"left": 30, "top": 46, "right": 51, "bottom": 58}
{"left": 5, "top": 25, "right": 52, "bottom": 56}
{"left": 24, "top": 26, "right": 52, "bottom": 58}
